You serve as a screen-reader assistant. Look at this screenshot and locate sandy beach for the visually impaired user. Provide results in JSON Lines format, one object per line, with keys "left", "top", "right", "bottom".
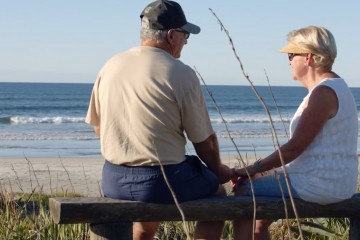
{"left": 0, "top": 154, "right": 249, "bottom": 197}
{"left": 0, "top": 156, "right": 105, "bottom": 197}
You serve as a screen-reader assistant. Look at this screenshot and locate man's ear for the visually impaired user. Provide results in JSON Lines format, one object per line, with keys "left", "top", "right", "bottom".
{"left": 167, "top": 29, "right": 175, "bottom": 43}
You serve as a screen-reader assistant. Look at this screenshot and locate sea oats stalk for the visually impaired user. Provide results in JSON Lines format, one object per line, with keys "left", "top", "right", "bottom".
{"left": 11, "top": 164, "right": 24, "bottom": 192}
{"left": 152, "top": 139, "right": 191, "bottom": 240}
{"left": 58, "top": 154, "right": 75, "bottom": 194}
{"left": 46, "top": 165, "right": 53, "bottom": 195}
{"left": 209, "top": 8, "right": 304, "bottom": 240}
{"left": 195, "top": 65, "right": 259, "bottom": 240}
{"left": 82, "top": 163, "right": 90, "bottom": 196}
{"left": 264, "top": 70, "right": 289, "bottom": 140}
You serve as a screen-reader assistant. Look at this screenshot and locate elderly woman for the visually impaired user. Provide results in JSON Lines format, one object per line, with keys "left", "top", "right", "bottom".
{"left": 233, "top": 25, "right": 359, "bottom": 240}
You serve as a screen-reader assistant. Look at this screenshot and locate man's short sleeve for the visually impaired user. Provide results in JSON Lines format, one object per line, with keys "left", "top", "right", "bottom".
{"left": 85, "top": 77, "right": 101, "bottom": 126}
{"left": 180, "top": 74, "right": 214, "bottom": 143}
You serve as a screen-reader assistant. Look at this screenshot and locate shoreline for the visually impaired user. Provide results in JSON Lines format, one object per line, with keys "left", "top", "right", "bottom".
{"left": 0, "top": 154, "right": 253, "bottom": 197}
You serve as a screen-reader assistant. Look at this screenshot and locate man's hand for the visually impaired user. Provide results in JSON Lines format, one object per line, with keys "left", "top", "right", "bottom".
{"left": 217, "top": 164, "right": 235, "bottom": 184}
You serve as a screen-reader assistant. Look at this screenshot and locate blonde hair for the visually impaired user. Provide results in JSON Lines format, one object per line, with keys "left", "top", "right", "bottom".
{"left": 287, "top": 26, "right": 337, "bottom": 70}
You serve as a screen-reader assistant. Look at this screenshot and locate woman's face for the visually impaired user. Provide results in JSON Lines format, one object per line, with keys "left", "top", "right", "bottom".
{"left": 288, "top": 53, "right": 309, "bottom": 81}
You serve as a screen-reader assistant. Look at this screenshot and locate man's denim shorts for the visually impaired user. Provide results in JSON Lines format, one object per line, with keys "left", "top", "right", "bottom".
{"left": 102, "top": 155, "right": 220, "bottom": 204}
{"left": 244, "top": 171, "right": 300, "bottom": 198}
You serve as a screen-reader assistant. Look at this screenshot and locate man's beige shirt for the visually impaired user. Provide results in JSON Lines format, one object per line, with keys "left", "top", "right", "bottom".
{"left": 86, "top": 46, "right": 214, "bottom": 166}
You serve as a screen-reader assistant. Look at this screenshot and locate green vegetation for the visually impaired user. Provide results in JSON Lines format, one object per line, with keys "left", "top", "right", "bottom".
{"left": 0, "top": 190, "right": 89, "bottom": 240}
{"left": 0, "top": 186, "right": 353, "bottom": 239}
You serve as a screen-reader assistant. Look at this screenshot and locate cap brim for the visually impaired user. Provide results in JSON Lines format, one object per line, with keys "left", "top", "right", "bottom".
{"left": 279, "top": 43, "right": 308, "bottom": 54}
{"left": 181, "top": 22, "right": 200, "bottom": 34}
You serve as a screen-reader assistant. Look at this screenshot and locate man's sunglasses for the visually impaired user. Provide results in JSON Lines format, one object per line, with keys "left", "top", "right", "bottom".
{"left": 175, "top": 29, "right": 190, "bottom": 39}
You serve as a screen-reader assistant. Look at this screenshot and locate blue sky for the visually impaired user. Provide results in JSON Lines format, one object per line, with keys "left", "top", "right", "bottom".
{"left": 1, "top": 1, "right": 359, "bottom": 87}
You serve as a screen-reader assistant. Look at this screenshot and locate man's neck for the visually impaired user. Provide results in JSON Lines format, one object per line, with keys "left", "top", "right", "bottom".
{"left": 141, "top": 40, "right": 172, "bottom": 56}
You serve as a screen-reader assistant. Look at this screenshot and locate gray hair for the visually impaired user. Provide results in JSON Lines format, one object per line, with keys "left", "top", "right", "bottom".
{"left": 288, "top": 26, "right": 337, "bottom": 70}
{"left": 140, "top": 17, "right": 167, "bottom": 44}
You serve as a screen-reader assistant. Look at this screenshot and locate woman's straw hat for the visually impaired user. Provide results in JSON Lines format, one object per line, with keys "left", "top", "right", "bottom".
{"left": 279, "top": 43, "right": 309, "bottom": 54}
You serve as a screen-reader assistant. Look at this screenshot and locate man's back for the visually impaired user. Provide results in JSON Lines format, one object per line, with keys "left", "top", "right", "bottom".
{"left": 85, "top": 2, "right": 234, "bottom": 238}
{"left": 86, "top": 46, "right": 213, "bottom": 166}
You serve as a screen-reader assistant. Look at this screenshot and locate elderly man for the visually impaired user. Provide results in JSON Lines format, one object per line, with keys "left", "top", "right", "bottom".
{"left": 86, "top": 1, "right": 234, "bottom": 239}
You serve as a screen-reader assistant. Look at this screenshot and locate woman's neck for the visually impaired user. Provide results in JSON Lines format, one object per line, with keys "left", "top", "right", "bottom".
{"left": 301, "top": 69, "right": 339, "bottom": 90}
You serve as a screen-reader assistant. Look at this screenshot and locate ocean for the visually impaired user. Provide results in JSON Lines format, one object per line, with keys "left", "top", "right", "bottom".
{"left": 1, "top": 82, "right": 359, "bottom": 158}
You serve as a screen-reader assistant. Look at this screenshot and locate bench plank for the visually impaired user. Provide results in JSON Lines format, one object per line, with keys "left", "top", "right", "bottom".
{"left": 50, "top": 194, "right": 360, "bottom": 224}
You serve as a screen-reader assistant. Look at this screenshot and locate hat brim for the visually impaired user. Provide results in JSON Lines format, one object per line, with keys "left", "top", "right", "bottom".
{"left": 279, "top": 43, "right": 308, "bottom": 54}
{"left": 181, "top": 22, "right": 200, "bottom": 34}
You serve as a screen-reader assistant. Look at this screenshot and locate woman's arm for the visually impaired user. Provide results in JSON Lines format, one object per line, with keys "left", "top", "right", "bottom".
{"left": 235, "top": 85, "right": 338, "bottom": 176}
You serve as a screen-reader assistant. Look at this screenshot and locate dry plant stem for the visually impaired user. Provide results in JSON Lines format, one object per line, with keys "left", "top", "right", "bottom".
{"left": 195, "top": 68, "right": 245, "bottom": 165}
{"left": 14, "top": 189, "right": 37, "bottom": 236}
{"left": 264, "top": 70, "right": 289, "bottom": 140}
{"left": 56, "top": 171, "right": 59, "bottom": 194}
{"left": 97, "top": 181, "right": 103, "bottom": 197}
{"left": 151, "top": 139, "right": 190, "bottom": 239}
{"left": 195, "top": 68, "right": 257, "bottom": 238}
{"left": 25, "top": 155, "right": 45, "bottom": 195}
{"left": 24, "top": 190, "right": 39, "bottom": 236}
{"left": 275, "top": 172, "right": 291, "bottom": 238}
{"left": 265, "top": 71, "right": 293, "bottom": 239}
{"left": 209, "top": 8, "right": 304, "bottom": 240}
{"left": 82, "top": 163, "right": 90, "bottom": 196}
{"left": 11, "top": 164, "right": 24, "bottom": 192}
{"left": 58, "top": 154, "right": 75, "bottom": 194}
{"left": 25, "top": 156, "right": 34, "bottom": 191}
{"left": 157, "top": 160, "right": 191, "bottom": 240}
{"left": 47, "top": 165, "right": 53, "bottom": 195}
{"left": 251, "top": 145, "right": 259, "bottom": 164}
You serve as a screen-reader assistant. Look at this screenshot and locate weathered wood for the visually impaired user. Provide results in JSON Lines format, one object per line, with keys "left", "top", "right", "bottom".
{"left": 49, "top": 194, "right": 360, "bottom": 224}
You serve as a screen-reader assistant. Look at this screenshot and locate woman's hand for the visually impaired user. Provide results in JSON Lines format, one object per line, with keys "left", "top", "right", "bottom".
{"left": 234, "top": 166, "right": 257, "bottom": 178}
{"left": 230, "top": 167, "right": 253, "bottom": 192}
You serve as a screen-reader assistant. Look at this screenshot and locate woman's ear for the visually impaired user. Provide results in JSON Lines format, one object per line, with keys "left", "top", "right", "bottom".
{"left": 305, "top": 53, "right": 313, "bottom": 65}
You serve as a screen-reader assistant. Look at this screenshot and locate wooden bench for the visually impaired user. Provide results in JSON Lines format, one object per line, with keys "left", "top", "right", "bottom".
{"left": 49, "top": 193, "right": 360, "bottom": 240}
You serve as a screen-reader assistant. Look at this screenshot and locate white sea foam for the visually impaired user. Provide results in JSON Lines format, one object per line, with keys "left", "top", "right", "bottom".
{"left": 1, "top": 83, "right": 360, "bottom": 157}
{"left": 10, "top": 116, "right": 85, "bottom": 124}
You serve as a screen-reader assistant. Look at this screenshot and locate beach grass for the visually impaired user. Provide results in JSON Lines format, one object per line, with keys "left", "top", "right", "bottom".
{"left": 0, "top": 176, "right": 354, "bottom": 240}
{"left": 0, "top": 190, "right": 89, "bottom": 239}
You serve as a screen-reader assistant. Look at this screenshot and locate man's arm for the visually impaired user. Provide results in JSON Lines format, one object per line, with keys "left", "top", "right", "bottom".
{"left": 93, "top": 126, "right": 100, "bottom": 137}
{"left": 193, "top": 133, "right": 234, "bottom": 184}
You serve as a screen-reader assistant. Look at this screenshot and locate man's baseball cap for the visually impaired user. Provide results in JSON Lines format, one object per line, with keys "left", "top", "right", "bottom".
{"left": 140, "top": 0, "right": 200, "bottom": 34}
